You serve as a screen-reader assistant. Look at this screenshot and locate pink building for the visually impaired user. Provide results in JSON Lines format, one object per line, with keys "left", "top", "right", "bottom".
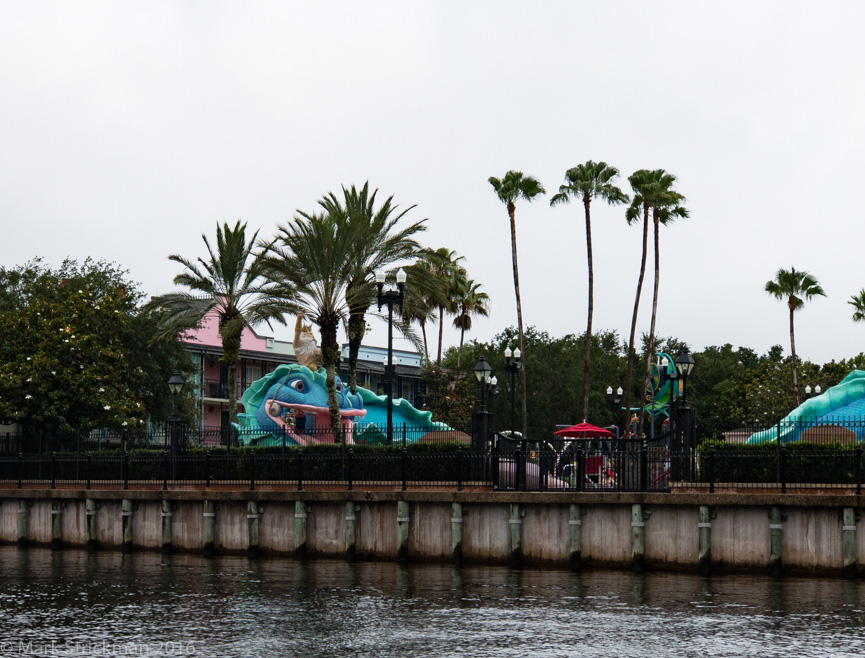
{"left": 181, "top": 310, "right": 424, "bottom": 440}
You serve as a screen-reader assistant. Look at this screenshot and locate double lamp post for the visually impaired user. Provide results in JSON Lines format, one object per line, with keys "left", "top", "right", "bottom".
{"left": 376, "top": 268, "right": 406, "bottom": 446}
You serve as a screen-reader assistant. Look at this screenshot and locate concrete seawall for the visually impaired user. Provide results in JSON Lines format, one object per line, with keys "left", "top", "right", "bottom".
{"left": 1, "top": 490, "right": 862, "bottom": 576}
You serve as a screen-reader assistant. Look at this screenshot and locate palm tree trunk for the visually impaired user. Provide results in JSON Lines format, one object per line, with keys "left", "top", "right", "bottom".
{"left": 420, "top": 320, "right": 429, "bottom": 364}
{"left": 638, "top": 210, "right": 661, "bottom": 438}
{"left": 319, "top": 315, "right": 343, "bottom": 443}
{"left": 457, "top": 325, "right": 466, "bottom": 368}
{"left": 346, "top": 306, "right": 366, "bottom": 394}
{"left": 508, "top": 201, "right": 528, "bottom": 440}
{"left": 437, "top": 306, "right": 444, "bottom": 367}
{"left": 789, "top": 299, "right": 800, "bottom": 406}
{"left": 623, "top": 204, "right": 649, "bottom": 433}
{"left": 581, "top": 197, "right": 593, "bottom": 422}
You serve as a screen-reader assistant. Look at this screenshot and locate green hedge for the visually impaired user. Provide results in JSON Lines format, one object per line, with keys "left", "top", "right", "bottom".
{"left": 695, "top": 440, "right": 861, "bottom": 484}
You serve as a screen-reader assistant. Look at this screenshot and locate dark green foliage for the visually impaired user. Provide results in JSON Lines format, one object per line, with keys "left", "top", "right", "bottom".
{"left": 0, "top": 259, "right": 195, "bottom": 432}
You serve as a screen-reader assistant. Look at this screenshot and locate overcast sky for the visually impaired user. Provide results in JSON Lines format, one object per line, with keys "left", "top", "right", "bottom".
{"left": 2, "top": 2, "right": 864, "bottom": 367}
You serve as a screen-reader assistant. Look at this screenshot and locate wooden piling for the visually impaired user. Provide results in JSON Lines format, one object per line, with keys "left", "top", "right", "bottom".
{"left": 568, "top": 504, "right": 582, "bottom": 572}
{"left": 247, "top": 501, "right": 260, "bottom": 558}
{"left": 121, "top": 499, "right": 133, "bottom": 553}
{"left": 294, "top": 501, "right": 307, "bottom": 560}
{"left": 50, "top": 502, "right": 62, "bottom": 550}
{"left": 203, "top": 501, "right": 215, "bottom": 557}
{"left": 451, "top": 503, "right": 463, "bottom": 565}
{"left": 85, "top": 499, "right": 97, "bottom": 551}
{"left": 17, "top": 500, "right": 27, "bottom": 546}
{"left": 769, "top": 506, "right": 783, "bottom": 576}
{"left": 631, "top": 504, "right": 645, "bottom": 573}
{"left": 396, "top": 501, "right": 409, "bottom": 565}
{"left": 842, "top": 507, "right": 857, "bottom": 579}
{"left": 508, "top": 503, "right": 522, "bottom": 568}
{"left": 698, "top": 505, "right": 711, "bottom": 575}
{"left": 161, "top": 500, "right": 172, "bottom": 554}
{"left": 346, "top": 502, "right": 357, "bottom": 563}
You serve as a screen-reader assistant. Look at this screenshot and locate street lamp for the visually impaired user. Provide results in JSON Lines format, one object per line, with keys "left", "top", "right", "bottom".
{"left": 504, "top": 346, "right": 522, "bottom": 437}
{"left": 674, "top": 347, "right": 695, "bottom": 407}
{"left": 376, "top": 268, "right": 406, "bottom": 445}
{"left": 167, "top": 372, "right": 184, "bottom": 469}
{"left": 473, "top": 356, "right": 492, "bottom": 412}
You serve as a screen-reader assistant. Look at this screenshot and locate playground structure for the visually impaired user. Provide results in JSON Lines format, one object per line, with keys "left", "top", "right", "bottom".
{"left": 748, "top": 370, "right": 865, "bottom": 445}
{"left": 234, "top": 364, "right": 451, "bottom": 447}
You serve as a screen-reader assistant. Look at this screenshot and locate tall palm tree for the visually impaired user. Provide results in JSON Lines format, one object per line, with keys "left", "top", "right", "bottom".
{"left": 765, "top": 268, "right": 826, "bottom": 406}
{"left": 452, "top": 277, "right": 490, "bottom": 368}
{"left": 637, "top": 172, "right": 689, "bottom": 436}
{"left": 420, "top": 247, "right": 465, "bottom": 367}
{"left": 621, "top": 169, "right": 654, "bottom": 432}
{"left": 849, "top": 289, "right": 865, "bottom": 323}
{"left": 146, "top": 221, "right": 290, "bottom": 425}
{"left": 261, "top": 210, "right": 357, "bottom": 440}
{"left": 550, "top": 161, "right": 628, "bottom": 421}
{"left": 489, "top": 171, "right": 545, "bottom": 440}
{"left": 317, "top": 182, "right": 426, "bottom": 393}
{"left": 401, "top": 254, "right": 445, "bottom": 363}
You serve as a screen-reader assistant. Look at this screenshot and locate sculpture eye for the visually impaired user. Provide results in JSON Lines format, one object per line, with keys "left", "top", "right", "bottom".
{"left": 290, "top": 380, "right": 305, "bottom": 392}
{"left": 336, "top": 383, "right": 343, "bottom": 393}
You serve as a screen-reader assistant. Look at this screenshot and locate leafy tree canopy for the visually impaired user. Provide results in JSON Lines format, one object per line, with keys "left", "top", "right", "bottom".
{"left": 0, "top": 259, "right": 195, "bottom": 432}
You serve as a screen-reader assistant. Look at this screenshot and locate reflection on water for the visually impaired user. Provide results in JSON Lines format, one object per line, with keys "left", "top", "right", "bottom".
{"left": 1, "top": 546, "right": 865, "bottom": 657}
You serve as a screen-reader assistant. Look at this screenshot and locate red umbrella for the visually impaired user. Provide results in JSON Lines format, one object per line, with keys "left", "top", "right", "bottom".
{"left": 554, "top": 422, "right": 614, "bottom": 438}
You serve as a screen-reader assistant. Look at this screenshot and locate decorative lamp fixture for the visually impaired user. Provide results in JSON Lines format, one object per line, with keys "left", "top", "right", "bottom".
{"left": 474, "top": 356, "right": 492, "bottom": 382}
{"left": 167, "top": 372, "right": 184, "bottom": 396}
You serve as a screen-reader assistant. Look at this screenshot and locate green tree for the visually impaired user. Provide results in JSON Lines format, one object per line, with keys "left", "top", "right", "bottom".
{"left": 146, "top": 221, "right": 288, "bottom": 426}
{"left": 0, "top": 259, "right": 193, "bottom": 432}
{"left": 550, "top": 161, "right": 628, "bottom": 421}
{"left": 261, "top": 210, "right": 356, "bottom": 440}
{"left": 401, "top": 254, "right": 444, "bottom": 363}
{"left": 420, "top": 247, "right": 466, "bottom": 367}
{"left": 451, "top": 277, "right": 490, "bottom": 368}
{"left": 317, "top": 182, "right": 426, "bottom": 393}
{"left": 765, "top": 267, "right": 826, "bottom": 406}
{"left": 489, "top": 171, "right": 546, "bottom": 440}
{"left": 849, "top": 289, "right": 865, "bottom": 323}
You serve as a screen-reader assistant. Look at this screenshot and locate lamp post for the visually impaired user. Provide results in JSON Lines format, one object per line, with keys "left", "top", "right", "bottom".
{"left": 804, "top": 384, "right": 821, "bottom": 400}
{"left": 671, "top": 348, "right": 695, "bottom": 482}
{"left": 474, "top": 356, "right": 492, "bottom": 411}
{"left": 606, "top": 386, "right": 623, "bottom": 440}
{"left": 167, "top": 372, "right": 184, "bottom": 476}
{"left": 504, "top": 347, "right": 522, "bottom": 437}
{"left": 376, "top": 268, "right": 406, "bottom": 446}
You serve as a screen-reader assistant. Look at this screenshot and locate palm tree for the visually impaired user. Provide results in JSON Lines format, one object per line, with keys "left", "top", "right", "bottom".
{"left": 146, "top": 221, "right": 289, "bottom": 425}
{"left": 849, "top": 289, "right": 865, "bottom": 323}
{"left": 317, "top": 182, "right": 426, "bottom": 393}
{"left": 489, "top": 171, "right": 545, "bottom": 440}
{"left": 452, "top": 277, "right": 490, "bottom": 368}
{"left": 420, "top": 247, "right": 465, "bottom": 367}
{"left": 261, "top": 210, "right": 357, "bottom": 440}
{"left": 765, "top": 268, "right": 826, "bottom": 406}
{"left": 550, "top": 161, "right": 628, "bottom": 421}
{"left": 621, "top": 169, "right": 654, "bottom": 432}
{"left": 401, "top": 255, "right": 445, "bottom": 363}
{"left": 636, "top": 172, "right": 689, "bottom": 436}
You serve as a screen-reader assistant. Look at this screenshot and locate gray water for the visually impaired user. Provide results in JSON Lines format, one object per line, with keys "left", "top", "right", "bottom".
{"left": 1, "top": 547, "right": 865, "bottom": 657}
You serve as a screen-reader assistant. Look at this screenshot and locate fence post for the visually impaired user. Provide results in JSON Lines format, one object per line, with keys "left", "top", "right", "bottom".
{"left": 123, "top": 448, "right": 129, "bottom": 491}
{"left": 640, "top": 443, "right": 648, "bottom": 493}
{"left": 709, "top": 448, "right": 716, "bottom": 494}
{"left": 514, "top": 444, "right": 522, "bottom": 492}
{"left": 402, "top": 422, "right": 407, "bottom": 449}
{"left": 281, "top": 426, "right": 287, "bottom": 482}
{"left": 163, "top": 451, "right": 168, "bottom": 491}
{"left": 776, "top": 422, "right": 782, "bottom": 483}
{"left": 249, "top": 450, "right": 256, "bottom": 492}
{"left": 857, "top": 446, "right": 863, "bottom": 496}
{"left": 205, "top": 451, "right": 211, "bottom": 488}
{"left": 401, "top": 447, "right": 408, "bottom": 492}
{"left": 17, "top": 452, "right": 22, "bottom": 490}
{"left": 51, "top": 452, "right": 56, "bottom": 490}
{"left": 457, "top": 447, "right": 463, "bottom": 492}
{"left": 86, "top": 452, "right": 91, "bottom": 490}
{"left": 491, "top": 436, "right": 499, "bottom": 491}
{"left": 347, "top": 448, "right": 353, "bottom": 492}
{"left": 780, "top": 447, "right": 787, "bottom": 494}
{"left": 297, "top": 450, "right": 304, "bottom": 492}
{"left": 576, "top": 447, "right": 584, "bottom": 492}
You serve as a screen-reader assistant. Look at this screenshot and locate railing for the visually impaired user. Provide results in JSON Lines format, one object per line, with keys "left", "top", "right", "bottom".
{"left": 0, "top": 446, "right": 863, "bottom": 493}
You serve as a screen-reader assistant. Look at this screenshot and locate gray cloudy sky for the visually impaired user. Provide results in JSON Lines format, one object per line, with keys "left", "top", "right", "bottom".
{"left": 2, "top": 2, "right": 864, "bottom": 366}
